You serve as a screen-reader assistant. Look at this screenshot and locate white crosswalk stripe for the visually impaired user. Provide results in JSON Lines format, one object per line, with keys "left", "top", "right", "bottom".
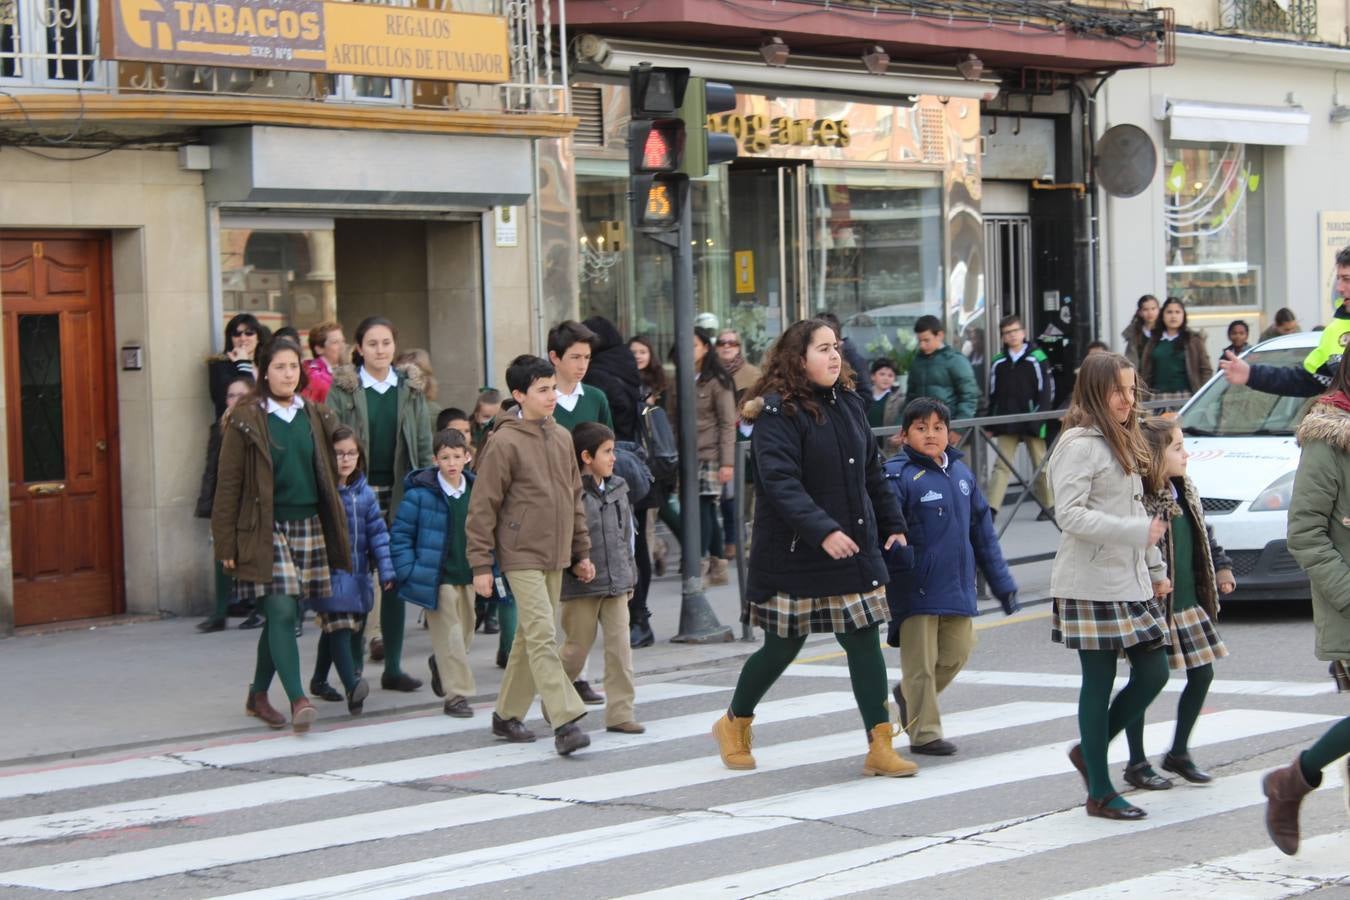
{"left": 0, "top": 670, "right": 1341, "bottom": 898}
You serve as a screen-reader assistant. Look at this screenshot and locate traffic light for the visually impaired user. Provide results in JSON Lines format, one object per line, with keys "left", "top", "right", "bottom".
{"left": 678, "top": 77, "right": 739, "bottom": 179}
{"left": 628, "top": 64, "right": 689, "bottom": 233}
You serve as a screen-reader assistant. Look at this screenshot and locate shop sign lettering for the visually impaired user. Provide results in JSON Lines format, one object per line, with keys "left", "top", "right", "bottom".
{"left": 101, "top": 0, "right": 509, "bottom": 83}
{"left": 708, "top": 114, "right": 851, "bottom": 152}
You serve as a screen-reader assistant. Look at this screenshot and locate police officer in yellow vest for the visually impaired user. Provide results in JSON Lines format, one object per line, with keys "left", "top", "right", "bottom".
{"left": 1220, "top": 245, "right": 1350, "bottom": 396}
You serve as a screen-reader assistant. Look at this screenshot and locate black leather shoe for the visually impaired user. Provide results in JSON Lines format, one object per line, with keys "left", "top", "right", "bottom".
{"left": 1086, "top": 792, "right": 1147, "bottom": 820}
{"left": 1123, "top": 761, "right": 1173, "bottom": 791}
{"left": 309, "top": 681, "right": 344, "bottom": 703}
{"left": 1162, "top": 752, "right": 1213, "bottom": 784}
{"left": 381, "top": 672, "right": 423, "bottom": 692}
{"left": 911, "top": 738, "right": 957, "bottom": 756}
{"left": 496, "top": 648, "right": 509, "bottom": 669}
{"left": 368, "top": 637, "right": 385, "bottom": 661}
{"left": 630, "top": 619, "right": 655, "bottom": 649}
{"left": 238, "top": 612, "right": 264, "bottom": 630}
{"left": 573, "top": 680, "right": 605, "bottom": 705}
{"left": 1068, "top": 744, "right": 1088, "bottom": 789}
{"left": 443, "top": 695, "right": 473, "bottom": 718}
{"left": 554, "top": 720, "right": 591, "bottom": 756}
{"left": 892, "top": 683, "right": 909, "bottom": 730}
{"left": 482, "top": 608, "right": 500, "bottom": 635}
{"left": 492, "top": 713, "right": 536, "bottom": 742}
{"left": 346, "top": 678, "right": 369, "bottom": 715}
{"left": 196, "top": 617, "right": 226, "bottom": 633}
{"left": 428, "top": 655, "right": 444, "bottom": 698}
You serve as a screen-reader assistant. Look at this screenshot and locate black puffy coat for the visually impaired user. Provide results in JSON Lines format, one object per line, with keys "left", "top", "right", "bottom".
{"left": 583, "top": 316, "right": 643, "bottom": 443}
{"left": 744, "top": 387, "right": 907, "bottom": 603}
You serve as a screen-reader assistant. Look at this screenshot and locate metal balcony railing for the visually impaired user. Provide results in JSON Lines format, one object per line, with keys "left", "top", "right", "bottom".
{"left": 1219, "top": 0, "right": 1318, "bottom": 39}
{"left": 0, "top": 0, "right": 563, "bottom": 112}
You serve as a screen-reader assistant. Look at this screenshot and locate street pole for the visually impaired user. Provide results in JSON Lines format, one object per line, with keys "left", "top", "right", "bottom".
{"left": 669, "top": 184, "right": 734, "bottom": 645}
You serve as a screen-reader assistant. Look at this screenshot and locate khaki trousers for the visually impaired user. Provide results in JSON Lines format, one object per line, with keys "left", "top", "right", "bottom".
{"left": 496, "top": 569, "right": 586, "bottom": 727}
{"left": 986, "top": 433, "right": 1052, "bottom": 512}
{"left": 428, "top": 584, "right": 476, "bottom": 699}
{"left": 368, "top": 580, "right": 383, "bottom": 642}
{"left": 560, "top": 594, "right": 636, "bottom": 727}
{"left": 898, "top": 614, "right": 977, "bottom": 744}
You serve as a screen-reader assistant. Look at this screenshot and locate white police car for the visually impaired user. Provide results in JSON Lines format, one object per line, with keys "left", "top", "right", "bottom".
{"left": 1175, "top": 333, "right": 1319, "bottom": 600}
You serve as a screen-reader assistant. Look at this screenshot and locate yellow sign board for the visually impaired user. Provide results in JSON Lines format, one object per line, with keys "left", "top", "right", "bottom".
{"left": 102, "top": 0, "right": 509, "bottom": 83}
{"left": 734, "top": 250, "right": 755, "bottom": 295}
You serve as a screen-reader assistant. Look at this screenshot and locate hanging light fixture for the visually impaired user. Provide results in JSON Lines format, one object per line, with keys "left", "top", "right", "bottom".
{"left": 862, "top": 45, "right": 889, "bottom": 76}
{"left": 759, "top": 36, "right": 790, "bottom": 67}
{"left": 957, "top": 53, "right": 984, "bottom": 81}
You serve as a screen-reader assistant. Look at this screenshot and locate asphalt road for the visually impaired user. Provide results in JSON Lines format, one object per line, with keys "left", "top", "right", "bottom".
{"left": 0, "top": 596, "right": 1344, "bottom": 898}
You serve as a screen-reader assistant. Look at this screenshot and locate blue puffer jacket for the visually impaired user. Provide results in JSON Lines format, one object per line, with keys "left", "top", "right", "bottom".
{"left": 390, "top": 467, "right": 512, "bottom": 611}
{"left": 310, "top": 472, "right": 394, "bottom": 615}
{"left": 882, "top": 445, "right": 1016, "bottom": 644}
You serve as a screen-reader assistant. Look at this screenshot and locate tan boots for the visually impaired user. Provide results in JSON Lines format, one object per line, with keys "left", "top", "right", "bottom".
{"left": 1262, "top": 757, "right": 1317, "bottom": 855}
{"left": 712, "top": 710, "right": 756, "bottom": 770}
{"left": 706, "top": 557, "right": 730, "bottom": 586}
{"left": 863, "top": 723, "right": 919, "bottom": 777}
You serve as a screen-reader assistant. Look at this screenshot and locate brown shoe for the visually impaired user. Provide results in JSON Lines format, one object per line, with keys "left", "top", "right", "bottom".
{"left": 1263, "top": 758, "right": 1317, "bottom": 855}
{"left": 491, "top": 713, "right": 536, "bottom": 743}
{"left": 706, "top": 557, "right": 729, "bottom": 586}
{"left": 245, "top": 689, "right": 285, "bottom": 729}
{"left": 290, "top": 697, "right": 317, "bottom": 733}
{"left": 573, "top": 680, "right": 605, "bottom": 705}
{"left": 862, "top": 723, "right": 919, "bottom": 777}
{"left": 369, "top": 636, "right": 385, "bottom": 662}
{"left": 1086, "top": 792, "right": 1146, "bottom": 820}
{"left": 1068, "top": 744, "right": 1088, "bottom": 788}
{"left": 443, "top": 695, "right": 473, "bottom": 718}
{"left": 711, "top": 709, "right": 756, "bottom": 770}
{"left": 606, "top": 721, "right": 646, "bottom": 734}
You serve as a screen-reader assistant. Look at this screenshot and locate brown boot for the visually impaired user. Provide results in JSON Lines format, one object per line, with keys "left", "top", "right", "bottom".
{"left": 1262, "top": 757, "right": 1317, "bottom": 855}
{"left": 707, "top": 557, "right": 729, "bottom": 586}
{"left": 711, "top": 709, "right": 755, "bottom": 770}
{"left": 290, "top": 697, "right": 317, "bottom": 734}
{"left": 245, "top": 689, "right": 285, "bottom": 729}
{"left": 863, "top": 723, "right": 919, "bottom": 777}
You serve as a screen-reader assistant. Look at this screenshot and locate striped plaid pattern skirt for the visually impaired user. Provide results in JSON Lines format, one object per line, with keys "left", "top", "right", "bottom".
{"left": 234, "top": 515, "right": 332, "bottom": 604}
{"left": 1051, "top": 596, "right": 1169, "bottom": 651}
{"left": 317, "top": 613, "right": 365, "bottom": 634}
{"left": 697, "top": 460, "right": 721, "bottom": 497}
{"left": 751, "top": 589, "right": 889, "bottom": 639}
{"left": 1167, "top": 604, "right": 1228, "bottom": 671}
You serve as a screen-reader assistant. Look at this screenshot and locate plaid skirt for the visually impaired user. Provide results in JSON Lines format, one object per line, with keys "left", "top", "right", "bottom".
{"left": 751, "top": 589, "right": 889, "bottom": 639}
{"left": 317, "top": 612, "right": 365, "bottom": 634}
{"left": 1051, "top": 596, "right": 1169, "bottom": 651}
{"left": 234, "top": 515, "right": 332, "bottom": 603}
{"left": 1168, "top": 604, "right": 1228, "bottom": 671}
{"left": 697, "top": 460, "right": 721, "bottom": 497}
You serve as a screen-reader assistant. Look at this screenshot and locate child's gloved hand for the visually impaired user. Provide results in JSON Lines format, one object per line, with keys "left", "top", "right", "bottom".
{"left": 998, "top": 591, "right": 1021, "bottom": 616}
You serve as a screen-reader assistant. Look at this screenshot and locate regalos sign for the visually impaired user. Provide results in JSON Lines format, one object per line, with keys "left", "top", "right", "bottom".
{"left": 100, "top": 0, "right": 509, "bottom": 82}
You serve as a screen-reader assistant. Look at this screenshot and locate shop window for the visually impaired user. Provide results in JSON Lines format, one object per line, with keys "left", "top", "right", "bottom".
{"left": 807, "top": 166, "right": 945, "bottom": 360}
{"left": 219, "top": 220, "right": 337, "bottom": 349}
{"left": 1164, "top": 142, "right": 1265, "bottom": 309}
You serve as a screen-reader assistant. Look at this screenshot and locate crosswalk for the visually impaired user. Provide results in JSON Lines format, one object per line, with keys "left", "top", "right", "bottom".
{"left": 0, "top": 664, "right": 1343, "bottom": 898}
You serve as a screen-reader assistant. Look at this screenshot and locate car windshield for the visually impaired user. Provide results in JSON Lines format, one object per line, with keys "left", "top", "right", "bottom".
{"left": 1180, "top": 346, "right": 1318, "bottom": 436}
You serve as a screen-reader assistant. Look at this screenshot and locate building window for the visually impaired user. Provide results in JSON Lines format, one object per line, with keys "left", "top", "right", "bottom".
{"left": 219, "top": 220, "right": 337, "bottom": 346}
{"left": 1164, "top": 142, "right": 1264, "bottom": 309}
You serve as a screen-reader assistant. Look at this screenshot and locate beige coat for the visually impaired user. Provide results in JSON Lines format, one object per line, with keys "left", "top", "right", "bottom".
{"left": 669, "top": 375, "right": 737, "bottom": 468}
{"left": 1049, "top": 426, "right": 1163, "bottom": 602}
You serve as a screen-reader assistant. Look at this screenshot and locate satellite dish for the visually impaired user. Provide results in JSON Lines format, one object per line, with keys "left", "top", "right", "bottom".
{"left": 1094, "top": 124, "right": 1157, "bottom": 198}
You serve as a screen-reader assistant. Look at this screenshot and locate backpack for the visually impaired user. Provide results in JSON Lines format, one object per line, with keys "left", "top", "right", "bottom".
{"left": 612, "top": 440, "right": 653, "bottom": 508}
{"left": 639, "top": 404, "right": 679, "bottom": 487}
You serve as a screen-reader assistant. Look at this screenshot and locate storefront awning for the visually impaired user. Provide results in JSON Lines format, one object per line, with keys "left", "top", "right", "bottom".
{"left": 1165, "top": 99, "right": 1310, "bottom": 146}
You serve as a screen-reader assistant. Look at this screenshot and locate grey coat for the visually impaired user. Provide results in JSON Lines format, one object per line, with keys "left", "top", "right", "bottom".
{"left": 562, "top": 474, "right": 636, "bottom": 600}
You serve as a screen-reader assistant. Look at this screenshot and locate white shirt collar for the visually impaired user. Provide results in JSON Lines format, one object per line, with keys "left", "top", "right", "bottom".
{"left": 438, "top": 471, "right": 466, "bottom": 498}
{"left": 265, "top": 394, "right": 305, "bottom": 423}
{"left": 555, "top": 381, "right": 584, "bottom": 412}
{"left": 1160, "top": 331, "right": 1180, "bottom": 342}
{"left": 359, "top": 366, "right": 399, "bottom": 394}
{"left": 1007, "top": 345, "right": 1027, "bottom": 362}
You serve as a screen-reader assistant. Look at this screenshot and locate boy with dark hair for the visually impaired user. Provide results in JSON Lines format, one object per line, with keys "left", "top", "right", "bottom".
{"left": 907, "top": 315, "right": 978, "bottom": 421}
{"left": 547, "top": 320, "right": 614, "bottom": 433}
{"left": 883, "top": 398, "right": 1018, "bottom": 756}
{"left": 436, "top": 406, "right": 472, "bottom": 437}
{"left": 467, "top": 354, "right": 595, "bottom": 755}
{"left": 986, "top": 314, "right": 1055, "bottom": 519}
{"left": 866, "top": 358, "right": 906, "bottom": 429}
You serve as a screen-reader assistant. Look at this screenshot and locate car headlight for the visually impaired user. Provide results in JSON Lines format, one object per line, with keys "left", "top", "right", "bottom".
{"left": 1250, "top": 471, "right": 1296, "bottom": 512}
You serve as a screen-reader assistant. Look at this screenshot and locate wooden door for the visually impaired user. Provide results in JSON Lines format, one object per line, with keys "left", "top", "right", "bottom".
{"left": 2, "top": 234, "right": 123, "bottom": 626}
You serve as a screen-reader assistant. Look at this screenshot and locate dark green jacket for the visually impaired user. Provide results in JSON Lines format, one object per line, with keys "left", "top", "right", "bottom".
{"left": 907, "top": 345, "right": 979, "bottom": 419}
{"left": 1288, "top": 401, "right": 1350, "bottom": 662}
{"left": 324, "top": 363, "right": 434, "bottom": 516}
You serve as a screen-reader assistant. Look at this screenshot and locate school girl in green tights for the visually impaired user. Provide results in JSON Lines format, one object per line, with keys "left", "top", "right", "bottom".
{"left": 1264, "top": 356, "right": 1350, "bottom": 855}
{"left": 1048, "top": 353, "right": 1171, "bottom": 820}
{"left": 213, "top": 337, "right": 351, "bottom": 732}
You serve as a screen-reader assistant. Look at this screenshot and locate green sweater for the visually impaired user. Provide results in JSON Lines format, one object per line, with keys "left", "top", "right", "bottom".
{"left": 1149, "top": 338, "right": 1189, "bottom": 393}
{"left": 440, "top": 487, "right": 473, "bottom": 586}
{"left": 268, "top": 410, "right": 319, "bottom": 521}
{"left": 552, "top": 385, "right": 613, "bottom": 433}
{"left": 1171, "top": 500, "right": 1198, "bottom": 612}
{"left": 365, "top": 386, "right": 399, "bottom": 487}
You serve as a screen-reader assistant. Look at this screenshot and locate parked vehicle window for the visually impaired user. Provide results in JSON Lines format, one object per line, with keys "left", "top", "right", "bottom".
{"left": 1181, "top": 346, "right": 1312, "bottom": 436}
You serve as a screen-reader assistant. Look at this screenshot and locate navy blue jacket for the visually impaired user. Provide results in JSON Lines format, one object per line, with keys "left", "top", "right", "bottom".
{"left": 744, "top": 387, "right": 906, "bottom": 602}
{"left": 882, "top": 445, "right": 1016, "bottom": 644}
{"left": 310, "top": 472, "right": 394, "bottom": 616}
{"left": 390, "top": 468, "right": 511, "bottom": 611}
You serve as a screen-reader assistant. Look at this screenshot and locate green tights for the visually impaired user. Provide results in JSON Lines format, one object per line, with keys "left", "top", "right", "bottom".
{"left": 1077, "top": 646, "right": 1170, "bottom": 808}
{"left": 250, "top": 594, "right": 304, "bottom": 702}
{"left": 497, "top": 602, "right": 516, "bottom": 659}
{"left": 1125, "top": 663, "right": 1212, "bottom": 765}
{"left": 213, "top": 561, "right": 233, "bottom": 621}
{"left": 732, "top": 626, "right": 889, "bottom": 731}
{"left": 380, "top": 593, "right": 406, "bottom": 676}
{"left": 1299, "top": 715, "right": 1350, "bottom": 786}
{"left": 313, "top": 626, "right": 364, "bottom": 693}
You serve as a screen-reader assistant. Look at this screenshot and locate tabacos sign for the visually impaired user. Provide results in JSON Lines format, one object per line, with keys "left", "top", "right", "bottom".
{"left": 100, "top": 0, "right": 509, "bottom": 82}
{"left": 708, "top": 113, "right": 852, "bottom": 152}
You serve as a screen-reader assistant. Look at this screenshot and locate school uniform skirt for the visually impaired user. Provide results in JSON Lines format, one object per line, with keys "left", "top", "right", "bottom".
{"left": 1051, "top": 596, "right": 1169, "bottom": 651}
{"left": 234, "top": 515, "right": 332, "bottom": 604}
{"left": 697, "top": 460, "right": 721, "bottom": 497}
{"left": 752, "top": 589, "right": 889, "bottom": 639}
{"left": 1167, "top": 605, "right": 1228, "bottom": 671}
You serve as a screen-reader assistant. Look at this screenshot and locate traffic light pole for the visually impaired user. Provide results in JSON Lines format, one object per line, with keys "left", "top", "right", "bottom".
{"left": 664, "top": 190, "right": 734, "bottom": 645}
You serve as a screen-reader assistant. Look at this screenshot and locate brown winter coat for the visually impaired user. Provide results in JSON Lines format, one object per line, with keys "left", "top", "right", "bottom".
{"left": 211, "top": 399, "right": 351, "bottom": 585}
{"left": 669, "top": 375, "right": 737, "bottom": 467}
{"left": 465, "top": 415, "right": 591, "bottom": 575}
{"left": 1141, "top": 476, "right": 1234, "bottom": 621}
{"left": 1139, "top": 331, "right": 1214, "bottom": 394}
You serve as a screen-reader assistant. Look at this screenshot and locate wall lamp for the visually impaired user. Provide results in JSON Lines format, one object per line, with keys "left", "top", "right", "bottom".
{"left": 862, "top": 45, "right": 890, "bottom": 76}
{"left": 957, "top": 53, "right": 984, "bottom": 81}
{"left": 760, "top": 36, "right": 790, "bottom": 67}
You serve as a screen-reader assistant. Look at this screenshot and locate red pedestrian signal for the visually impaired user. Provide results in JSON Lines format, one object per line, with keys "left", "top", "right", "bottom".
{"left": 628, "top": 64, "right": 692, "bottom": 233}
{"left": 642, "top": 128, "right": 676, "bottom": 170}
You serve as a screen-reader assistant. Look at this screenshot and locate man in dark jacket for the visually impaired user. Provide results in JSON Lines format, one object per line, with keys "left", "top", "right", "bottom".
{"left": 582, "top": 315, "right": 642, "bottom": 443}
{"left": 883, "top": 398, "right": 1017, "bottom": 756}
{"left": 907, "top": 315, "right": 979, "bottom": 421}
{"left": 986, "top": 315, "right": 1055, "bottom": 518}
